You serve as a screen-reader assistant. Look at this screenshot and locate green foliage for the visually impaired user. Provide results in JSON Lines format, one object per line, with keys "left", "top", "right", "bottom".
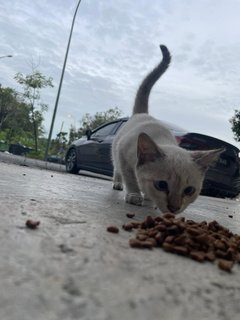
{"left": 49, "top": 131, "right": 68, "bottom": 157}
{"left": 68, "top": 124, "right": 79, "bottom": 144}
{"left": 230, "top": 110, "right": 240, "bottom": 142}
{"left": 0, "top": 86, "right": 21, "bottom": 129}
{"left": 0, "top": 86, "right": 33, "bottom": 144}
{"left": 81, "top": 107, "right": 122, "bottom": 130}
{"left": 14, "top": 71, "right": 53, "bottom": 94}
{"left": 0, "top": 140, "right": 9, "bottom": 152}
{"left": 14, "top": 70, "right": 54, "bottom": 151}
{"left": 68, "top": 107, "right": 123, "bottom": 144}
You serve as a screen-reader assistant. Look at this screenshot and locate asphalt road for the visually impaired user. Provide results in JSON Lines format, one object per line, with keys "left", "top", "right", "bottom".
{"left": 0, "top": 154, "right": 240, "bottom": 320}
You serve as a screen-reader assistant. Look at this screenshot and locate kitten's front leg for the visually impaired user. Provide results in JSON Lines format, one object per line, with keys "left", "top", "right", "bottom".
{"left": 113, "top": 171, "right": 143, "bottom": 205}
{"left": 112, "top": 171, "right": 123, "bottom": 191}
{"left": 124, "top": 171, "right": 143, "bottom": 206}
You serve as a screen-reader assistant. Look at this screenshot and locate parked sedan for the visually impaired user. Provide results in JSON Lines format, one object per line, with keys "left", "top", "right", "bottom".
{"left": 65, "top": 118, "right": 240, "bottom": 198}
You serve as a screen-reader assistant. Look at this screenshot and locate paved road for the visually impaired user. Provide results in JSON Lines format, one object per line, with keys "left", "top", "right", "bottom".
{"left": 0, "top": 156, "right": 240, "bottom": 320}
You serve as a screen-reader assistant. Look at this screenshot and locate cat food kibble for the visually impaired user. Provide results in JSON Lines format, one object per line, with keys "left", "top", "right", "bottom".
{"left": 25, "top": 219, "right": 40, "bottom": 229}
{"left": 120, "top": 213, "right": 240, "bottom": 272}
{"left": 106, "top": 225, "right": 119, "bottom": 233}
{"left": 126, "top": 213, "right": 135, "bottom": 218}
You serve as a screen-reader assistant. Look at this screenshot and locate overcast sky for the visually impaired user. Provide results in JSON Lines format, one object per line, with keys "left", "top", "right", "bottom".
{"left": 0, "top": 0, "right": 240, "bottom": 147}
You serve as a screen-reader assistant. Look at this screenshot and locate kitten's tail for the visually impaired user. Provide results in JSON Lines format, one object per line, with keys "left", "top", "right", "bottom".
{"left": 132, "top": 45, "right": 171, "bottom": 115}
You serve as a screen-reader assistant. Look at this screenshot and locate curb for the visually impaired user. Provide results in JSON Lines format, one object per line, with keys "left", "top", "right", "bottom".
{"left": 0, "top": 152, "right": 66, "bottom": 173}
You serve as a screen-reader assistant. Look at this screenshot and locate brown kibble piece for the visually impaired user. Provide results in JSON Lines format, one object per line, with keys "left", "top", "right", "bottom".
{"left": 205, "top": 251, "right": 216, "bottom": 262}
{"left": 186, "top": 227, "right": 201, "bottom": 236}
{"left": 106, "top": 225, "right": 119, "bottom": 233}
{"left": 195, "top": 234, "right": 209, "bottom": 246}
{"left": 166, "top": 225, "right": 179, "bottom": 235}
{"left": 136, "top": 234, "right": 148, "bottom": 241}
{"left": 173, "top": 234, "right": 188, "bottom": 246}
{"left": 25, "top": 219, "right": 40, "bottom": 229}
{"left": 129, "top": 238, "right": 153, "bottom": 249}
{"left": 155, "top": 224, "right": 167, "bottom": 232}
{"left": 164, "top": 235, "right": 175, "bottom": 243}
{"left": 126, "top": 213, "right": 135, "bottom": 218}
{"left": 162, "top": 212, "right": 175, "bottom": 219}
{"left": 218, "top": 259, "right": 234, "bottom": 272}
{"left": 214, "top": 240, "right": 226, "bottom": 250}
{"left": 161, "top": 218, "right": 173, "bottom": 226}
{"left": 172, "top": 245, "right": 189, "bottom": 255}
{"left": 129, "top": 239, "right": 142, "bottom": 248}
{"left": 189, "top": 251, "right": 205, "bottom": 262}
{"left": 162, "top": 242, "right": 175, "bottom": 252}
{"left": 142, "top": 215, "right": 155, "bottom": 228}
{"left": 139, "top": 240, "right": 155, "bottom": 248}
{"left": 130, "top": 221, "right": 141, "bottom": 228}
{"left": 122, "top": 223, "right": 134, "bottom": 231}
{"left": 154, "top": 232, "right": 165, "bottom": 245}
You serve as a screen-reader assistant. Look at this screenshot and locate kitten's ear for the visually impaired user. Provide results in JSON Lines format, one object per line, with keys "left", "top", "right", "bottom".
{"left": 191, "top": 148, "right": 225, "bottom": 172}
{"left": 137, "top": 132, "right": 165, "bottom": 165}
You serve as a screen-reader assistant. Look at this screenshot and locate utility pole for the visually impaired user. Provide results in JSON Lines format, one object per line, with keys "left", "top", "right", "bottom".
{"left": 44, "top": 0, "right": 82, "bottom": 161}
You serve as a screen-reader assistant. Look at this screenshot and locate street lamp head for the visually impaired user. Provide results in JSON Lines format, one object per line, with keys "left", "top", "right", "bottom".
{"left": 0, "top": 54, "right": 13, "bottom": 59}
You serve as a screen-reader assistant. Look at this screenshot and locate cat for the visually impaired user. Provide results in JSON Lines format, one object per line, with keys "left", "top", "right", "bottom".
{"left": 111, "top": 44, "right": 224, "bottom": 214}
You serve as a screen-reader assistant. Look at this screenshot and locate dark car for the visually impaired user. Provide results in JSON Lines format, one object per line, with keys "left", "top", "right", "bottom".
{"left": 65, "top": 118, "right": 240, "bottom": 198}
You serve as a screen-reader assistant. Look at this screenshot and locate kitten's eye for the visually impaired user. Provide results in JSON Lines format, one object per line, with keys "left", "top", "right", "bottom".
{"left": 184, "top": 186, "right": 196, "bottom": 196}
{"left": 153, "top": 180, "right": 169, "bottom": 193}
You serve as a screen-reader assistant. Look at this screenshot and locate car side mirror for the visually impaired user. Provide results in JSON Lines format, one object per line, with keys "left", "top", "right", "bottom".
{"left": 85, "top": 129, "right": 92, "bottom": 140}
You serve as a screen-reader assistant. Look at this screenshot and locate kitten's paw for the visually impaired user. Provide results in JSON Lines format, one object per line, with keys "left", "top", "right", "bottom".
{"left": 113, "top": 182, "right": 123, "bottom": 191}
{"left": 125, "top": 193, "right": 143, "bottom": 206}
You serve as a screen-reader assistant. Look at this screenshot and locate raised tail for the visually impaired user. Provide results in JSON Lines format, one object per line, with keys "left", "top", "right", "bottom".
{"left": 132, "top": 45, "right": 171, "bottom": 115}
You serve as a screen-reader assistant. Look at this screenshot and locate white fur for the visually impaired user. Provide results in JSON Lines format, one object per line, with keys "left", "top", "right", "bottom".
{"left": 111, "top": 46, "right": 223, "bottom": 213}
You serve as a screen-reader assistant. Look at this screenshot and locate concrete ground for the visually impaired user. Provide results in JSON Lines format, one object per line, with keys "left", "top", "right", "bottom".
{"left": 0, "top": 154, "right": 240, "bottom": 320}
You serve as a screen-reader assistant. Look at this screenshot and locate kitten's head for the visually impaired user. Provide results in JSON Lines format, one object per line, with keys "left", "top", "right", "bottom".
{"left": 136, "top": 132, "right": 224, "bottom": 214}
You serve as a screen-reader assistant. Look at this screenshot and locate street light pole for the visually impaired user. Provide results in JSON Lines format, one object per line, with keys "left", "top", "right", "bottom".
{"left": 0, "top": 55, "right": 13, "bottom": 59}
{"left": 44, "top": 0, "right": 82, "bottom": 161}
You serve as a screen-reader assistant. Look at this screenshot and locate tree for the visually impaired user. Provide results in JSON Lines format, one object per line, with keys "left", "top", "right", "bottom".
{"left": 68, "top": 124, "right": 79, "bottom": 144}
{"left": 79, "top": 107, "right": 122, "bottom": 136}
{"left": 0, "top": 85, "right": 32, "bottom": 143}
{"left": 14, "top": 70, "right": 54, "bottom": 151}
{"left": 49, "top": 131, "right": 68, "bottom": 157}
{"left": 230, "top": 110, "right": 240, "bottom": 142}
{"left": 68, "top": 107, "right": 123, "bottom": 143}
{"left": 0, "top": 86, "right": 19, "bottom": 130}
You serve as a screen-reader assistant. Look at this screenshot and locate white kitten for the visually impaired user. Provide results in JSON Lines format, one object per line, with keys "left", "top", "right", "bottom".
{"left": 111, "top": 45, "right": 223, "bottom": 213}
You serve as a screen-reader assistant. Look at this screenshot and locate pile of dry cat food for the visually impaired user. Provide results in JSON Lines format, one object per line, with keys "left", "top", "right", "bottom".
{"left": 107, "top": 213, "right": 240, "bottom": 272}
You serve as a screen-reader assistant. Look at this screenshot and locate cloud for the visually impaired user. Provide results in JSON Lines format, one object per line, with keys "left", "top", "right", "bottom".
{"left": 0, "top": 0, "right": 239, "bottom": 148}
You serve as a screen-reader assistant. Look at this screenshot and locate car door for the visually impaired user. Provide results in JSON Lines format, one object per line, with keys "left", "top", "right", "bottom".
{"left": 78, "top": 120, "right": 123, "bottom": 174}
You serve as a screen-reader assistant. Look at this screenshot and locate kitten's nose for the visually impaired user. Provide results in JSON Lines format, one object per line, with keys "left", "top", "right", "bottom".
{"left": 167, "top": 205, "right": 180, "bottom": 213}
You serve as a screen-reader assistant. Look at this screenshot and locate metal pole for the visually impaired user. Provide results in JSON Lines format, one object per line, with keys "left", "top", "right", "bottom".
{"left": 44, "top": 0, "right": 82, "bottom": 161}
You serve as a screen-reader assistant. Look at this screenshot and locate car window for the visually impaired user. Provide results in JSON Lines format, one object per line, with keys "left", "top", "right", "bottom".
{"left": 114, "top": 120, "right": 127, "bottom": 134}
{"left": 91, "top": 122, "right": 119, "bottom": 138}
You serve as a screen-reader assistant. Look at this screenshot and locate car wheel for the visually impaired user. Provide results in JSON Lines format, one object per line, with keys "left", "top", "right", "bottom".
{"left": 65, "top": 148, "right": 79, "bottom": 174}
